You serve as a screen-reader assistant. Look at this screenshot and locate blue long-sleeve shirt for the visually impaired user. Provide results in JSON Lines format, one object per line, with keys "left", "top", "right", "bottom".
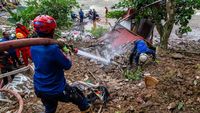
{"left": 132, "top": 40, "right": 154, "bottom": 54}
{"left": 79, "top": 10, "right": 84, "bottom": 18}
{"left": 0, "top": 37, "right": 16, "bottom": 56}
{"left": 31, "top": 44, "right": 72, "bottom": 95}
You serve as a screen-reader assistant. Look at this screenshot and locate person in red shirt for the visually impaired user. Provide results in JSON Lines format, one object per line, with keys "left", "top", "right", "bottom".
{"left": 16, "top": 33, "right": 32, "bottom": 65}
{"left": 16, "top": 23, "right": 30, "bottom": 38}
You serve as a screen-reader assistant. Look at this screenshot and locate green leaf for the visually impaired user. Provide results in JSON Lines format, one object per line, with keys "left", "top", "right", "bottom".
{"left": 177, "top": 102, "right": 184, "bottom": 110}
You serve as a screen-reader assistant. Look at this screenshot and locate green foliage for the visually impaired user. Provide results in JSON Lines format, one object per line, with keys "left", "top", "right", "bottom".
{"left": 6, "top": 0, "right": 79, "bottom": 28}
{"left": 0, "top": 29, "right": 2, "bottom": 38}
{"left": 114, "top": 0, "right": 200, "bottom": 48}
{"left": 124, "top": 67, "right": 142, "bottom": 80}
{"left": 6, "top": 6, "right": 38, "bottom": 27}
{"left": 177, "top": 102, "right": 184, "bottom": 110}
{"left": 88, "top": 27, "right": 108, "bottom": 38}
{"left": 106, "top": 10, "right": 126, "bottom": 19}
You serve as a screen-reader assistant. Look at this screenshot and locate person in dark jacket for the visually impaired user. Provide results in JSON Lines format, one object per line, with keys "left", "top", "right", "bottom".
{"left": 0, "top": 51, "right": 13, "bottom": 86}
{"left": 79, "top": 9, "right": 84, "bottom": 23}
{"left": 1, "top": 31, "right": 22, "bottom": 68}
{"left": 31, "top": 15, "right": 91, "bottom": 113}
{"left": 88, "top": 9, "right": 93, "bottom": 19}
{"left": 129, "top": 40, "right": 156, "bottom": 66}
{"left": 92, "top": 9, "right": 97, "bottom": 29}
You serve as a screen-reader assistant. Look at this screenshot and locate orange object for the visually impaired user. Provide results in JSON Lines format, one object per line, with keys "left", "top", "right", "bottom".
{"left": 144, "top": 75, "right": 159, "bottom": 88}
{"left": 16, "top": 24, "right": 30, "bottom": 38}
{"left": 16, "top": 33, "right": 25, "bottom": 39}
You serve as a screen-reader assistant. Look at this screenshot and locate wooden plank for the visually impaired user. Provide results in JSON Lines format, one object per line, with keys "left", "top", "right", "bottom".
{"left": 0, "top": 66, "right": 30, "bottom": 79}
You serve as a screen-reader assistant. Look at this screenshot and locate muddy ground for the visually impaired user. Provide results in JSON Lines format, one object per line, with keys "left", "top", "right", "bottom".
{"left": 17, "top": 40, "right": 199, "bottom": 113}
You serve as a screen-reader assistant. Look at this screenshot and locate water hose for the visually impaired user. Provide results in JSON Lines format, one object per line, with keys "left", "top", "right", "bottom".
{"left": 0, "top": 38, "right": 58, "bottom": 52}
{"left": 0, "top": 88, "right": 23, "bottom": 113}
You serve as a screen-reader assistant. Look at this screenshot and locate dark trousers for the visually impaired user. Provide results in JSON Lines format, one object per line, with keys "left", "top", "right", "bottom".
{"left": 80, "top": 16, "right": 84, "bottom": 23}
{"left": 2, "top": 67, "right": 13, "bottom": 86}
{"left": 35, "top": 85, "right": 90, "bottom": 113}
{"left": 10, "top": 54, "right": 22, "bottom": 68}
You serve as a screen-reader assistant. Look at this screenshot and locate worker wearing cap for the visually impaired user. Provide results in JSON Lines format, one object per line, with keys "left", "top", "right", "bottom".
{"left": 31, "top": 15, "right": 92, "bottom": 113}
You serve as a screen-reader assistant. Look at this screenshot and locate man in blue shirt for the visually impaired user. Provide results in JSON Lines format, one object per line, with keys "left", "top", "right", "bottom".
{"left": 129, "top": 40, "right": 156, "bottom": 66}
{"left": 79, "top": 8, "right": 84, "bottom": 23}
{"left": 1, "top": 31, "right": 22, "bottom": 68}
{"left": 31, "top": 15, "right": 91, "bottom": 113}
{"left": 0, "top": 32, "right": 22, "bottom": 86}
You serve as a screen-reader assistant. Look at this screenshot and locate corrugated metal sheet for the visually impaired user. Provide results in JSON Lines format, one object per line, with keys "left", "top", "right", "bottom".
{"left": 107, "top": 28, "right": 143, "bottom": 48}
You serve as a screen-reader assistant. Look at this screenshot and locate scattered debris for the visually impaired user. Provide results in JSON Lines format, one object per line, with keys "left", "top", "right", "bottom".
{"left": 171, "top": 53, "right": 184, "bottom": 59}
{"left": 167, "top": 102, "right": 177, "bottom": 110}
{"left": 144, "top": 76, "right": 159, "bottom": 88}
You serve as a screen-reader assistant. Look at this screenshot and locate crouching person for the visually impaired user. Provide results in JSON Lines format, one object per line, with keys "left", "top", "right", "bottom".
{"left": 129, "top": 40, "right": 156, "bottom": 66}
{"left": 31, "top": 15, "right": 92, "bottom": 113}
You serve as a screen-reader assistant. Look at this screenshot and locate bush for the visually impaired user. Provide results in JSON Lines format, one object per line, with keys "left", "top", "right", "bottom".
{"left": 124, "top": 67, "right": 142, "bottom": 80}
{"left": 89, "top": 27, "right": 108, "bottom": 38}
{"left": 6, "top": 0, "right": 79, "bottom": 28}
{"left": 106, "top": 10, "right": 126, "bottom": 19}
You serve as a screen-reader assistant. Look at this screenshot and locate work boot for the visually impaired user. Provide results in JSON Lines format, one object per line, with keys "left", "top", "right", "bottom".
{"left": 81, "top": 106, "right": 93, "bottom": 113}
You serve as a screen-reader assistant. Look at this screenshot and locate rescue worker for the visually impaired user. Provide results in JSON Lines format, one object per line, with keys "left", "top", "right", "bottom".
{"left": 0, "top": 51, "right": 13, "bottom": 86}
{"left": 0, "top": 31, "right": 22, "bottom": 68}
{"left": 16, "top": 33, "right": 32, "bottom": 66}
{"left": 129, "top": 40, "right": 156, "bottom": 66}
{"left": 88, "top": 9, "right": 93, "bottom": 20}
{"left": 92, "top": 9, "right": 97, "bottom": 29}
{"left": 79, "top": 8, "right": 84, "bottom": 23}
{"left": 16, "top": 22, "right": 30, "bottom": 38}
{"left": 31, "top": 15, "right": 92, "bottom": 113}
{"left": 105, "top": 7, "right": 108, "bottom": 23}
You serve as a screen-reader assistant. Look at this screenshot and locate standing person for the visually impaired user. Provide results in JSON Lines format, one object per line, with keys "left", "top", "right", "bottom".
{"left": 79, "top": 8, "right": 84, "bottom": 24}
{"left": 16, "top": 22, "right": 30, "bottom": 38}
{"left": 0, "top": 31, "right": 22, "bottom": 68}
{"left": 92, "top": 9, "right": 97, "bottom": 29}
{"left": 0, "top": 51, "right": 13, "bottom": 86}
{"left": 31, "top": 15, "right": 92, "bottom": 113}
{"left": 16, "top": 33, "right": 32, "bottom": 66}
{"left": 105, "top": 7, "right": 108, "bottom": 24}
{"left": 15, "top": 22, "right": 31, "bottom": 66}
{"left": 88, "top": 9, "right": 93, "bottom": 20}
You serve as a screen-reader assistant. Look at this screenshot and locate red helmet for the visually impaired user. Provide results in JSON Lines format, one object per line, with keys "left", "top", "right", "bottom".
{"left": 33, "top": 15, "right": 57, "bottom": 34}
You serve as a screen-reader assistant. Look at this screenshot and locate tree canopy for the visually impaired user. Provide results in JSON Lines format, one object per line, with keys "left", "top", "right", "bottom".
{"left": 114, "top": 0, "right": 200, "bottom": 49}
{"left": 6, "top": 0, "right": 79, "bottom": 29}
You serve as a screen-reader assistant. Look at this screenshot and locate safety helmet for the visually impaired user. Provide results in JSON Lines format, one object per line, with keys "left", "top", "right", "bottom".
{"left": 139, "top": 53, "right": 148, "bottom": 63}
{"left": 11, "top": 34, "right": 15, "bottom": 37}
{"left": 16, "top": 33, "right": 25, "bottom": 39}
{"left": 33, "top": 15, "right": 57, "bottom": 34}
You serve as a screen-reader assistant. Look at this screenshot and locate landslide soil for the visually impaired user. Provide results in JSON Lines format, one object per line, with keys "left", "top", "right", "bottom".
{"left": 22, "top": 41, "right": 200, "bottom": 113}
